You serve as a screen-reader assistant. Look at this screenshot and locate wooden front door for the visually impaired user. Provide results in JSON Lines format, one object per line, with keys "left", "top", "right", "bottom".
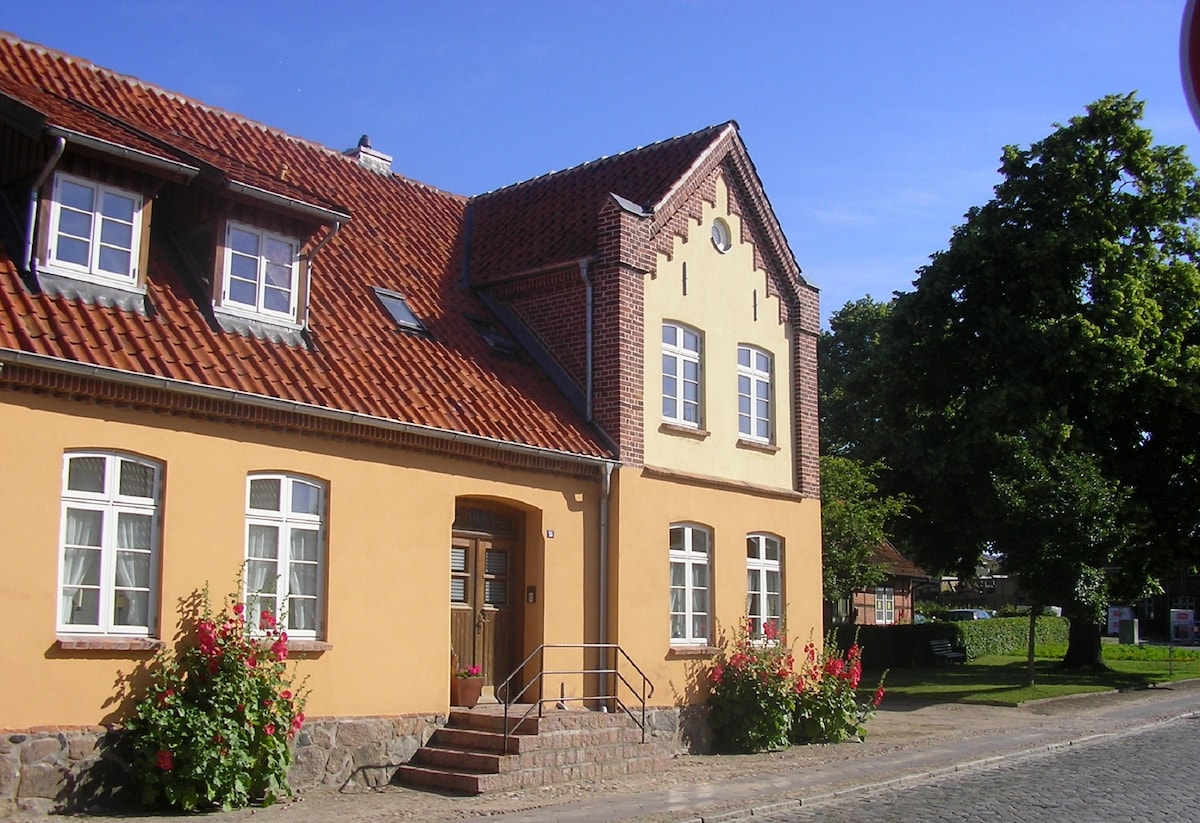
{"left": 450, "top": 534, "right": 513, "bottom": 689}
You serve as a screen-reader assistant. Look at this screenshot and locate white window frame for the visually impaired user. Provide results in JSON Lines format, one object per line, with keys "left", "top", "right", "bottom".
{"left": 221, "top": 221, "right": 301, "bottom": 323}
{"left": 746, "top": 533, "right": 783, "bottom": 638}
{"left": 875, "top": 587, "right": 896, "bottom": 625}
{"left": 737, "top": 345, "right": 773, "bottom": 443}
{"left": 662, "top": 322, "right": 702, "bottom": 427}
{"left": 244, "top": 473, "right": 326, "bottom": 639}
{"left": 669, "top": 523, "right": 711, "bottom": 646}
{"left": 45, "top": 172, "right": 143, "bottom": 287}
{"left": 57, "top": 451, "right": 162, "bottom": 635}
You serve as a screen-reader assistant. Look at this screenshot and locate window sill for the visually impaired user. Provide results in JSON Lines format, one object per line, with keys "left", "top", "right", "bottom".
{"left": 667, "top": 645, "right": 720, "bottom": 659}
{"left": 659, "top": 423, "right": 710, "bottom": 440}
{"left": 736, "top": 438, "right": 780, "bottom": 454}
{"left": 56, "top": 636, "right": 164, "bottom": 652}
{"left": 287, "top": 640, "right": 332, "bottom": 655}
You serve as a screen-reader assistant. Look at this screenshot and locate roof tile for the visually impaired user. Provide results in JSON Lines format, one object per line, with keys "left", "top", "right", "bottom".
{"left": 0, "top": 33, "right": 609, "bottom": 459}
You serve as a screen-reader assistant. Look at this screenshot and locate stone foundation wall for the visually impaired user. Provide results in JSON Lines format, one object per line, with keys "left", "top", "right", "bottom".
{"left": 0, "top": 706, "right": 706, "bottom": 818}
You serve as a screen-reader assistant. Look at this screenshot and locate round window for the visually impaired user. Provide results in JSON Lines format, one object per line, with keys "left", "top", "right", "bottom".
{"left": 711, "top": 218, "right": 732, "bottom": 253}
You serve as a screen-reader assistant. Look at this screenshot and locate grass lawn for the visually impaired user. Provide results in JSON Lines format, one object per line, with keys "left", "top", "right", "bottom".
{"left": 875, "top": 643, "right": 1200, "bottom": 707}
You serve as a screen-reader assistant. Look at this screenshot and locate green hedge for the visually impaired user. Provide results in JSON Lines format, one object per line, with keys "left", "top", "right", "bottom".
{"left": 831, "top": 617, "right": 1069, "bottom": 669}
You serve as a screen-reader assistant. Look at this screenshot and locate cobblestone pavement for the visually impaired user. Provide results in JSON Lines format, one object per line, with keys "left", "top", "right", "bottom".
{"left": 755, "top": 716, "right": 1200, "bottom": 822}
{"left": 19, "top": 680, "right": 1200, "bottom": 822}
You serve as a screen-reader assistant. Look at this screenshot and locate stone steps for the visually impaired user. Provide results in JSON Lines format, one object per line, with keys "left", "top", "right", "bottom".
{"left": 396, "top": 706, "right": 670, "bottom": 795}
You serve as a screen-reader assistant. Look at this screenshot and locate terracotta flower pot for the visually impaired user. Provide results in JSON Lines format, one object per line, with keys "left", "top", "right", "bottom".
{"left": 452, "top": 676, "right": 485, "bottom": 708}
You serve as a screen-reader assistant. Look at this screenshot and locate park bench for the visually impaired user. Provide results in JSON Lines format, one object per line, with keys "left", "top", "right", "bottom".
{"left": 930, "top": 638, "right": 966, "bottom": 666}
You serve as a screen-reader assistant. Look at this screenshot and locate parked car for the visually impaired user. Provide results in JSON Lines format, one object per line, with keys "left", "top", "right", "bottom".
{"left": 945, "top": 608, "right": 992, "bottom": 621}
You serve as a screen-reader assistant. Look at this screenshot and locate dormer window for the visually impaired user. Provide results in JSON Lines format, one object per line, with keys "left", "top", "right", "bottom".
{"left": 45, "top": 173, "right": 143, "bottom": 288}
{"left": 221, "top": 222, "right": 300, "bottom": 322}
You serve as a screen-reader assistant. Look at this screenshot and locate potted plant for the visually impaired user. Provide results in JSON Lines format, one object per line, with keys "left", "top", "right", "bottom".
{"left": 451, "top": 664, "right": 485, "bottom": 708}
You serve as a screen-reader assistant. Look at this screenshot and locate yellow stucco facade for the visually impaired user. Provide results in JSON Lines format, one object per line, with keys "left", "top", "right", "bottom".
{"left": 0, "top": 391, "right": 605, "bottom": 729}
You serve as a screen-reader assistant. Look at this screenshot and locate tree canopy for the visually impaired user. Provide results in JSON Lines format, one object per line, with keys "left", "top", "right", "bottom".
{"left": 819, "top": 455, "right": 908, "bottom": 601}
{"left": 820, "top": 94, "right": 1200, "bottom": 665}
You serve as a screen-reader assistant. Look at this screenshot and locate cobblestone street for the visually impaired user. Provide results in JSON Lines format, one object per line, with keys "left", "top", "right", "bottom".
{"left": 758, "top": 716, "right": 1200, "bottom": 822}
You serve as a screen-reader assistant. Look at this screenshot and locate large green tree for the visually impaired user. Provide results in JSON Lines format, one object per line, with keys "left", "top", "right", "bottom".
{"left": 826, "top": 94, "right": 1200, "bottom": 667}
{"left": 820, "top": 455, "right": 908, "bottom": 602}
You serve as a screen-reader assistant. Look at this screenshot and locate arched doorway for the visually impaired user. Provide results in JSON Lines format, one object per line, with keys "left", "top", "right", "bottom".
{"left": 450, "top": 501, "right": 526, "bottom": 699}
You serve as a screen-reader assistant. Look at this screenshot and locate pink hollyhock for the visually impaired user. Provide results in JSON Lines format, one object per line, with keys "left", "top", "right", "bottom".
{"left": 708, "top": 663, "right": 724, "bottom": 684}
{"left": 260, "top": 610, "right": 276, "bottom": 629}
{"left": 264, "top": 723, "right": 276, "bottom": 736}
{"left": 280, "top": 689, "right": 292, "bottom": 701}
{"left": 763, "top": 620, "right": 779, "bottom": 641}
{"left": 157, "top": 750, "right": 174, "bottom": 771}
{"left": 271, "top": 634, "right": 288, "bottom": 661}
{"left": 232, "top": 602, "right": 245, "bottom": 617}
{"left": 873, "top": 685, "right": 886, "bottom": 707}
{"left": 246, "top": 655, "right": 258, "bottom": 669}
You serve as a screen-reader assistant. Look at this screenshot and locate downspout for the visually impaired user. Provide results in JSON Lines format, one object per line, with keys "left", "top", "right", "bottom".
{"left": 23, "top": 136, "right": 66, "bottom": 274}
{"left": 301, "top": 220, "right": 342, "bottom": 330}
{"left": 579, "top": 258, "right": 593, "bottom": 422}
{"left": 599, "top": 460, "right": 613, "bottom": 707}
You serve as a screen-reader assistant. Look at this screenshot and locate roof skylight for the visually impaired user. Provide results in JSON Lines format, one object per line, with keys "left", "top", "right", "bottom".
{"left": 373, "top": 287, "right": 427, "bottom": 335}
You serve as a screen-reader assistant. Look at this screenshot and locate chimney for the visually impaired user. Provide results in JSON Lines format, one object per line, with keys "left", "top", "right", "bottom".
{"left": 344, "top": 134, "right": 392, "bottom": 175}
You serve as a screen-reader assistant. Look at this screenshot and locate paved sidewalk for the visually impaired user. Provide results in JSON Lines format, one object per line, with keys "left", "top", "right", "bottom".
{"left": 33, "top": 680, "right": 1200, "bottom": 823}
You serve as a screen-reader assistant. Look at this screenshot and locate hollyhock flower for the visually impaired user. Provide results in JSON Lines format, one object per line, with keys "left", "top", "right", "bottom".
{"left": 291, "top": 711, "right": 305, "bottom": 730}
{"left": 232, "top": 602, "right": 245, "bottom": 617}
{"left": 763, "top": 620, "right": 778, "bottom": 641}
{"left": 260, "top": 610, "right": 276, "bottom": 630}
{"left": 708, "top": 664, "right": 724, "bottom": 684}
{"left": 280, "top": 689, "right": 292, "bottom": 701}
{"left": 264, "top": 723, "right": 276, "bottom": 736}
{"left": 873, "top": 685, "right": 886, "bottom": 707}
{"left": 157, "top": 750, "right": 174, "bottom": 771}
{"left": 246, "top": 656, "right": 258, "bottom": 669}
{"left": 263, "top": 698, "right": 274, "bottom": 710}
{"left": 271, "top": 634, "right": 288, "bottom": 661}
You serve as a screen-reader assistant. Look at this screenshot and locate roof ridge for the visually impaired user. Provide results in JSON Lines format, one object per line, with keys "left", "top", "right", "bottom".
{"left": 470, "top": 121, "right": 736, "bottom": 202}
{"left": 0, "top": 30, "right": 394, "bottom": 172}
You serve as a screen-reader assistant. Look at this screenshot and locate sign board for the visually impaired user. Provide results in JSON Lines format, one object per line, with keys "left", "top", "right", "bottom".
{"left": 1107, "top": 606, "right": 1134, "bottom": 636}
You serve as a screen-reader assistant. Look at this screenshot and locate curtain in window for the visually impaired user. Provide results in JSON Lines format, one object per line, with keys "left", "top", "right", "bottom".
{"left": 245, "top": 525, "right": 279, "bottom": 620}
{"left": 114, "top": 513, "right": 151, "bottom": 626}
{"left": 62, "top": 508, "right": 102, "bottom": 625}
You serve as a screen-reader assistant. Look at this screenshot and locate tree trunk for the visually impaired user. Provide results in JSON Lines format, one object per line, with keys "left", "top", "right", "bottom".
{"left": 1026, "top": 608, "right": 1038, "bottom": 686}
{"left": 1062, "top": 618, "right": 1106, "bottom": 670}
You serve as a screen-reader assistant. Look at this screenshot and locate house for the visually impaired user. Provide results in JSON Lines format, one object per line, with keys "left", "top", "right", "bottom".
{"left": 840, "top": 542, "right": 928, "bottom": 626}
{"left": 0, "top": 32, "right": 821, "bottom": 802}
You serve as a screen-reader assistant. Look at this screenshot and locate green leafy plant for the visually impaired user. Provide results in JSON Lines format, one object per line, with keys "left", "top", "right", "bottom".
{"left": 123, "top": 585, "right": 308, "bottom": 810}
{"left": 791, "top": 634, "right": 885, "bottom": 744}
{"left": 707, "top": 619, "right": 796, "bottom": 752}
{"left": 707, "top": 620, "right": 886, "bottom": 752}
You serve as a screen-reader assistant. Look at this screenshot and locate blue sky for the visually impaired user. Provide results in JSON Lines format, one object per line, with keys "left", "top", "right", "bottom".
{"left": 4, "top": 2, "right": 1194, "bottom": 325}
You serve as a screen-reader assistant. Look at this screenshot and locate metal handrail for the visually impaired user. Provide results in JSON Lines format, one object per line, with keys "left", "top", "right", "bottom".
{"left": 495, "top": 643, "right": 655, "bottom": 755}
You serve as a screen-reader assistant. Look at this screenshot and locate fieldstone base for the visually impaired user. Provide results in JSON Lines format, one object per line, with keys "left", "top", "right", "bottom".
{"left": 0, "top": 706, "right": 706, "bottom": 817}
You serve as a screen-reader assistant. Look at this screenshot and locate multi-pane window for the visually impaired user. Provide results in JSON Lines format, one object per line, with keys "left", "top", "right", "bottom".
{"left": 669, "top": 523, "right": 711, "bottom": 645}
{"left": 47, "top": 173, "right": 142, "bottom": 285}
{"left": 662, "top": 323, "right": 702, "bottom": 427}
{"left": 58, "top": 452, "right": 161, "bottom": 634}
{"left": 746, "top": 534, "right": 782, "bottom": 637}
{"left": 874, "top": 587, "right": 896, "bottom": 625}
{"left": 222, "top": 222, "right": 300, "bottom": 320}
{"left": 737, "top": 345, "right": 773, "bottom": 442}
{"left": 244, "top": 474, "right": 326, "bottom": 637}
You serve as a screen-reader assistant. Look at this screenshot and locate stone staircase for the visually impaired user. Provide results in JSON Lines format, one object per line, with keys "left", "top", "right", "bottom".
{"left": 396, "top": 705, "right": 671, "bottom": 794}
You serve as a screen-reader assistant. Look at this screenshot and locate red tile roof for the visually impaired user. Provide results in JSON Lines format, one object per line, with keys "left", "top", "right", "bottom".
{"left": 469, "top": 123, "right": 732, "bottom": 281}
{"left": 870, "top": 541, "right": 928, "bottom": 580}
{"left": 0, "top": 33, "right": 614, "bottom": 459}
